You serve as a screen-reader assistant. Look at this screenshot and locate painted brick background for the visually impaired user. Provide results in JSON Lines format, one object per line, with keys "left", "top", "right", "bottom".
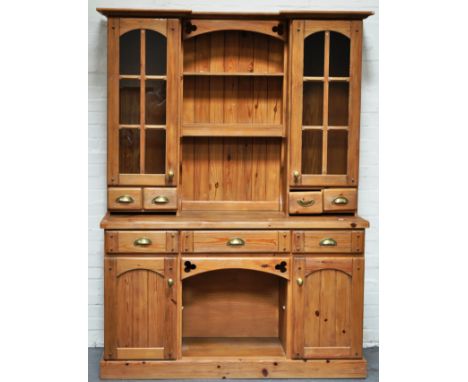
{"left": 88, "top": 0, "right": 379, "bottom": 347}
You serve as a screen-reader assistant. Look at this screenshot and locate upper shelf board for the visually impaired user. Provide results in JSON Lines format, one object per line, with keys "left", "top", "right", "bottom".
{"left": 97, "top": 9, "right": 374, "bottom": 20}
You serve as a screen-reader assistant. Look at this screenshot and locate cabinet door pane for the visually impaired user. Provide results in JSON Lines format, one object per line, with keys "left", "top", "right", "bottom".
{"left": 120, "top": 80, "right": 140, "bottom": 124}
{"left": 304, "top": 32, "right": 325, "bottom": 76}
{"left": 146, "top": 30, "right": 167, "bottom": 75}
{"left": 120, "top": 30, "right": 140, "bottom": 75}
{"left": 145, "top": 80, "right": 166, "bottom": 125}
{"left": 303, "top": 82, "right": 323, "bottom": 125}
{"left": 329, "top": 32, "right": 350, "bottom": 77}
{"left": 327, "top": 130, "right": 348, "bottom": 174}
{"left": 119, "top": 128, "right": 140, "bottom": 173}
{"left": 328, "top": 82, "right": 349, "bottom": 126}
{"left": 145, "top": 129, "right": 166, "bottom": 174}
{"left": 302, "top": 130, "right": 322, "bottom": 174}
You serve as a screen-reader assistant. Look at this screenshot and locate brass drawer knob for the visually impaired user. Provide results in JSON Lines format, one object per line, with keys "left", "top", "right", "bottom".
{"left": 167, "top": 169, "right": 174, "bottom": 181}
{"left": 297, "top": 199, "right": 315, "bottom": 207}
{"left": 296, "top": 277, "right": 304, "bottom": 286}
{"left": 116, "top": 195, "right": 134, "bottom": 204}
{"left": 227, "top": 238, "right": 245, "bottom": 246}
{"left": 320, "top": 238, "right": 337, "bottom": 247}
{"left": 167, "top": 278, "right": 174, "bottom": 287}
{"left": 333, "top": 196, "right": 349, "bottom": 205}
{"left": 293, "top": 170, "right": 300, "bottom": 183}
{"left": 152, "top": 195, "right": 169, "bottom": 204}
{"left": 134, "top": 237, "right": 152, "bottom": 246}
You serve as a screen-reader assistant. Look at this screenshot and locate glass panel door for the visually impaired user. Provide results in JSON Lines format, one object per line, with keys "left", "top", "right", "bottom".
{"left": 118, "top": 27, "right": 169, "bottom": 184}
{"left": 293, "top": 26, "right": 352, "bottom": 185}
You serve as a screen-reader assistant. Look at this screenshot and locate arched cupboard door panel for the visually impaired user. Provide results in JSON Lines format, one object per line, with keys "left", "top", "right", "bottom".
{"left": 107, "top": 18, "right": 180, "bottom": 186}
{"left": 104, "top": 257, "right": 177, "bottom": 360}
{"left": 289, "top": 20, "right": 362, "bottom": 187}
{"left": 292, "top": 256, "right": 364, "bottom": 359}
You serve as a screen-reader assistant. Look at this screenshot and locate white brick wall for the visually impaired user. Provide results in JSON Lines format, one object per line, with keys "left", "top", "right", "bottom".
{"left": 88, "top": 0, "right": 379, "bottom": 347}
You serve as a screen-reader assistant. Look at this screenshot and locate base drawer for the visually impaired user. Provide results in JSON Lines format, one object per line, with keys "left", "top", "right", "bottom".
{"left": 106, "top": 231, "right": 178, "bottom": 253}
{"left": 181, "top": 231, "right": 290, "bottom": 253}
{"left": 293, "top": 230, "right": 364, "bottom": 253}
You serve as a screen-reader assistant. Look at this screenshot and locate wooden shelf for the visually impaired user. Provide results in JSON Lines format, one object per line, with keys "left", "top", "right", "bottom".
{"left": 182, "top": 337, "right": 285, "bottom": 358}
{"left": 181, "top": 124, "right": 284, "bottom": 137}
{"left": 183, "top": 72, "right": 284, "bottom": 77}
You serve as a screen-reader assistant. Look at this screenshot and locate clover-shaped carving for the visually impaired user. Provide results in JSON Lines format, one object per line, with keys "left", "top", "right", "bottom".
{"left": 184, "top": 261, "right": 197, "bottom": 273}
{"left": 275, "top": 261, "right": 287, "bottom": 273}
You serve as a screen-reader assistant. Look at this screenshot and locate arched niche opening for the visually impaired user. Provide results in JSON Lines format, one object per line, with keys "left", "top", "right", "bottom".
{"left": 182, "top": 268, "right": 288, "bottom": 357}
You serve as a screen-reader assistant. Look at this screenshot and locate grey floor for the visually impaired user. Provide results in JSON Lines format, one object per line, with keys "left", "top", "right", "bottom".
{"left": 88, "top": 347, "right": 378, "bottom": 381}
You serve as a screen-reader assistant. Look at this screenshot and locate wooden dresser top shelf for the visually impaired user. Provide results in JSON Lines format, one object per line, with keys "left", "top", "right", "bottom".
{"left": 101, "top": 211, "right": 369, "bottom": 230}
{"left": 97, "top": 8, "right": 374, "bottom": 20}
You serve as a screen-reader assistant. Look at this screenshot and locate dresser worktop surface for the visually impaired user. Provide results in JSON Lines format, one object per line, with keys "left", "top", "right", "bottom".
{"left": 101, "top": 211, "right": 369, "bottom": 230}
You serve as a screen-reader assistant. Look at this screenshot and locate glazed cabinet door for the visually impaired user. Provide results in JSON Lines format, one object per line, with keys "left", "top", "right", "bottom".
{"left": 290, "top": 20, "right": 362, "bottom": 187}
{"left": 104, "top": 256, "right": 177, "bottom": 360}
{"left": 292, "top": 256, "right": 364, "bottom": 359}
{"left": 107, "top": 18, "right": 180, "bottom": 186}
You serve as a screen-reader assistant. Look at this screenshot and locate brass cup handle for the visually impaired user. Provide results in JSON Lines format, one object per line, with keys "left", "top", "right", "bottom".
{"left": 227, "top": 238, "right": 245, "bottom": 247}
{"left": 167, "top": 278, "right": 174, "bottom": 287}
{"left": 134, "top": 238, "right": 152, "bottom": 246}
{"left": 320, "top": 238, "right": 337, "bottom": 247}
{"left": 297, "top": 199, "right": 315, "bottom": 207}
{"left": 116, "top": 195, "right": 134, "bottom": 204}
{"left": 293, "top": 170, "right": 300, "bottom": 183}
{"left": 296, "top": 277, "right": 304, "bottom": 286}
{"left": 333, "top": 196, "right": 349, "bottom": 205}
{"left": 152, "top": 195, "right": 169, "bottom": 204}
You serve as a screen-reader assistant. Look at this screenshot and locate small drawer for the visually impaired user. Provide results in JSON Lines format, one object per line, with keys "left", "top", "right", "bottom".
{"left": 289, "top": 191, "right": 323, "bottom": 214}
{"left": 106, "top": 231, "right": 178, "bottom": 253}
{"left": 323, "top": 188, "right": 357, "bottom": 212}
{"left": 108, "top": 188, "right": 142, "bottom": 210}
{"left": 181, "top": 231, "right": 290, "bottom": 253}
{"left": 143, "top": 188, "right": 178, "bottom": 211}
{"left": 293, "top": 230, "right": 364, "bottom": 253}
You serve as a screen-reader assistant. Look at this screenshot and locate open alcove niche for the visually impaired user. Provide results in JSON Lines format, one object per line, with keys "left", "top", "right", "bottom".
{"left": 180, "top": 29, "right": 285, "bottom": 212}
{"left": 182, "top": 268, "right": 288, "bottom": 357}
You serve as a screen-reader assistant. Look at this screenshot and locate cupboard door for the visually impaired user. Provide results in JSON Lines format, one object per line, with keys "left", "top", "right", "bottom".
{"left": 290, "top": 20, "right": 362, "bottom": 187}
{"left": 108, "top": 18, "right": 179, "bottom": 186}
{"left": 104, "top": 256, "right": 177, "bottom": 360}
{"left": 292, "top": 256, "right": 364, "bottom": 359}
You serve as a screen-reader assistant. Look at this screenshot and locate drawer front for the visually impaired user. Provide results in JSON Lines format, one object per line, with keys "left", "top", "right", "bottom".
{"left": 293, "top": 230, "right": 364, "bottom": 253}
{"left": 289, "top": 191, "right": 323, "bottom": 214}
{"left": 323, "top": 188, "right": 357, "bottom": 212}
{"left": 108, "top": 188, "right": 142, "bottom": 210}
{"left": 182, "top": 231, "right": 290, "bottom": 253}
{"left": 106, "top": 231, "right": 178, "bottom": 253}
{"left": 143, "top": 188, "right": 178, "bottom": 211}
